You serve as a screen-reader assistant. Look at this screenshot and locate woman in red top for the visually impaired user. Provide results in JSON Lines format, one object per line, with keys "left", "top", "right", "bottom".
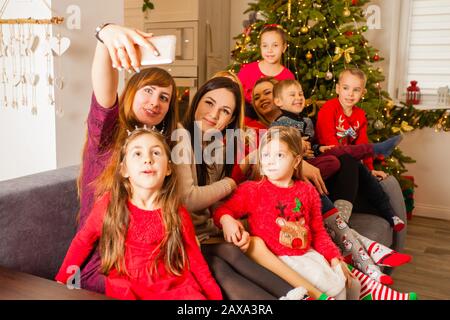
{"left": 56, "top": 128, "right": 221, "bottom": 300}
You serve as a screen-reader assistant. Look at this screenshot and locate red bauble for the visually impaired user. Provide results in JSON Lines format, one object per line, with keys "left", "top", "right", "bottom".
{"left": 345, "top": 31, "right": 353, "bottom": 36}
{"left": 373, "top": 54, "right": 380, "bottom": 61}
{"left": 352, "top": 0, "right": 358, "bottom": 5}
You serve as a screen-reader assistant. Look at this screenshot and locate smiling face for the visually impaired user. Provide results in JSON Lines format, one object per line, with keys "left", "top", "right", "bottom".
{"left": 260, "top": 31, "right": 287, "bottom": 65}
{"left": 274, "top": 83, "right": 305, "bottom": 114}
{"left": 132, "top": 85, "right": 173, "bottom": 125}
{"left": 336, "top": 73, "right": 366, "bottom": 110}
{"left": 260, "top": 139, "right": 301, "bottom": 187}
{"left": 121, "top": 133, "right": 171, "bottom": 194}
{"left": 194, "top": 88, "right": 236, "bottom": 133}
{"left": 252, "top": 80, "right": 280, "bottom": 121}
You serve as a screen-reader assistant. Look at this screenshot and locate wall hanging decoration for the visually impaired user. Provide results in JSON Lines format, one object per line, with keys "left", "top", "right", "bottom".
{"left": 0, "top": 0, "right": 64, "bottom": 115}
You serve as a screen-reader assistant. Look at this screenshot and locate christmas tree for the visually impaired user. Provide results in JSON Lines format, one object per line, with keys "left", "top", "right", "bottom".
{"left": 230, "top": 0, "right": 450, "bottom": 190}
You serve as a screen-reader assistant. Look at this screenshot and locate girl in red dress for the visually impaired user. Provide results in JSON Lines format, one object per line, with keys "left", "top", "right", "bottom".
{"left": 56, "top": 128, "right": 222, "bottom": 300}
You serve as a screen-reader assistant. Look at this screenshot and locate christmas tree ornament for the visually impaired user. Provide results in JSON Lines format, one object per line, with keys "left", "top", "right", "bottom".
{"left": 374, "top": 120, "right": 385, "bottom": 130}
{"left": 345, "top": 31, "right": 353, "bottom": 36}
{"left": 373, "top": 53, "right": 380, "bottom": 61}
{"left": 362, "top": 25, "right": 368, "bottom": 32}
{"left": 352, "top": 0, "right": 358, "bottom": 4}
{"left": 325, "top": 71, "right": 333, "bottom": 80}
{"left": 392, "top": 121, "right": 414, "bottom": 133}
{"left": 306, "top": 51, "right": 313, "bottom": 60}
{"left": 332, "top": 46, "right": 355, "bottom": 63}
{"left": 343, "top": 7, "right": 351, "bottom": 17}
{"left": 386, "top": 100, "right": 395, "bottom": 110}
{"left": 300, "top": 26, "right": 309, "bottom": 34}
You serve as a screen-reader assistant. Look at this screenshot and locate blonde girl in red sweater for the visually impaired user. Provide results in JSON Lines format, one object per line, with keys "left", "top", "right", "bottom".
{"left": 214, "top": 126, "right": 417, "bottom": 300}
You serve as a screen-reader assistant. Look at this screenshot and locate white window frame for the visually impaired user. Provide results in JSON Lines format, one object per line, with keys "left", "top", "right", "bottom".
{"left": 390, "top": 0, "right": 450, "bottom": 110}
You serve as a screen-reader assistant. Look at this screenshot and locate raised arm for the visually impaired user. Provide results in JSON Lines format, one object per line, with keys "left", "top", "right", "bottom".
{"left": 91, "top": 24, "right": 158, "bottom": 108}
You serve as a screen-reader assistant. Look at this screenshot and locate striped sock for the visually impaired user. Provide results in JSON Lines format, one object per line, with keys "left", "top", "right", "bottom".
{"left": 318, "top": 293, "right": 335, "bottom": 300}
{"left": 347, "top": 264, "right": 418, "bottom": 300}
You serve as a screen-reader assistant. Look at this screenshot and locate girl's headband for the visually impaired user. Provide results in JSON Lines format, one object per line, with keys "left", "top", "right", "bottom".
{"left": 264, "top": 23, "right": 281, "bottom": 28}
{"left": 261, "top": 24, "right": 286, "bottom": 34}
{"left": 126, "top": 124, "right": 164, "bottom": 136}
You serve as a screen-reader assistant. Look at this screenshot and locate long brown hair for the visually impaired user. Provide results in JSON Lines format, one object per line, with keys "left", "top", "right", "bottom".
{"left": 97, "top": 128, "right": 186, "bottom": 276}
{"left": 182, "top": 76, "right": 245, "bottom": 186}
{"left": 77, "top": 68, "right": 179, "bottom": 207}
{"left": 255, "top": 126, "right": 303, "bottom": 181}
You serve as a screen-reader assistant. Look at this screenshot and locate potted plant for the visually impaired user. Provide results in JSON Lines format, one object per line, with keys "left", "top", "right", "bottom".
{"left": 142, "top": 0, "right": 154, "bottom": 18}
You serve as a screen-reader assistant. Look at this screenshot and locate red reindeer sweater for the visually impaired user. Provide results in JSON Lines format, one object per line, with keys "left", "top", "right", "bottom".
{"left": 315, "top": 98, "right": 373, "bottom": 170}
{"left": 213, "top": 179, "right": 341, "bottom": 262}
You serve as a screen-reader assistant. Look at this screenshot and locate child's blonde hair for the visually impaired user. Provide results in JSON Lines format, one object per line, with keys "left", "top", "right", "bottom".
{"left": 273, "top": 79, "right": 302, "bottom": 100}
{"left": 255, "top": 126, "right": 303, "bottom": 181}
{"left": 338, "top": 68, "right": 367, "bottom": 87}
{"left": 96, "top": 128, "right": 186, "bottom": 277}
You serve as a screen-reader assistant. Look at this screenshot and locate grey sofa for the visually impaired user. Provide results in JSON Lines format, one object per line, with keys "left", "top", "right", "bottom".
{"left": 0, "top": 165, "right": 407, "bottom": 292}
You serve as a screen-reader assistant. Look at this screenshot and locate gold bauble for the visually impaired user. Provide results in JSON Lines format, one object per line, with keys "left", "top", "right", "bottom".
{"left": 343, "top": 7, "right": 351, "bottom": 17}
{"left": 386, "top": 100, "right": 395, "bottom": 110}
{"left": 306, "top": 51, "right": 313, "bottom": 60}
{"left": 300, "top": 26, "right": 309, "bottom": 34}
{"left": 245, "top": 36, "right": 251, "bottom": 43}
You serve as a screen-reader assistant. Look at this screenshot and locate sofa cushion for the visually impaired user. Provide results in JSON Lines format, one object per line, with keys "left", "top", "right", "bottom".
{"left": 0, "top": 166, "right": 79, "bottom": 280}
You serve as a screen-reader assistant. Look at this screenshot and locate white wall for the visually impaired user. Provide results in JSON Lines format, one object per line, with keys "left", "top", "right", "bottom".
{"left": 229, "top": 0, "right": 254, "bottom": 57}
{"left": 0, "top": 0, "right": 56, "bottom": 181}
{"left": 52, "top": 0, "right": 124, "bottom": 169}
{"left": 0, "top": 0, "right": 123, "bottom": 181}
{"left": 363, "top": 1, "right": 450, "bottom": 220}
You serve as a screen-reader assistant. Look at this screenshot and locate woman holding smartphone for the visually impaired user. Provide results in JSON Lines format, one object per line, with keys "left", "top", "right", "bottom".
{"left": 75, "top": 24, "right": 179, "bottom": 293}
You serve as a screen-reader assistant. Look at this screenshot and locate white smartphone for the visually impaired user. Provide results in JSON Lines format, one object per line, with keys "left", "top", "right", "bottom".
{"left": 140, "top": 35, "right": 177, "bottom": 66}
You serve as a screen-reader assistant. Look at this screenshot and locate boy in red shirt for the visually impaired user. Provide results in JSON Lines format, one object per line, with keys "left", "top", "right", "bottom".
{"left": 316, "top": 69, "right": 405, "bottom": 231}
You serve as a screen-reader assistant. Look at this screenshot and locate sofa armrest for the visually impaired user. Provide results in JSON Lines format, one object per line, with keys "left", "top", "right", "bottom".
{"left": 0, "top": 165, "right": 80, "bottom": 280}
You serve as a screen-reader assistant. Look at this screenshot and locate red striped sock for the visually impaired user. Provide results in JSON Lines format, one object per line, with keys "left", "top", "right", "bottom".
{"left": 348, "top": 265, "right": 417, "bottom": 300}
{"left": 318, "top": 293, "right": 335, "bottom": 300}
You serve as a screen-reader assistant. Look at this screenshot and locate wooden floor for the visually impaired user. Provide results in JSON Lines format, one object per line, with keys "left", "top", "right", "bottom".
{"left": 391, "top": 216, "right": 450, "bottom": 300}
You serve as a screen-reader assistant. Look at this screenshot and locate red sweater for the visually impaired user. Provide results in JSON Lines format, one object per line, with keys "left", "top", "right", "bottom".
{"left": 238, "top": 61, "right": 295, "bottom": 104}
{"left": 214, "top": 179, "right": 341, "bottom": 262}
{"left": 315, "top": 98, "right": 373, "bottom": 170}
{"left": 55, "top": 194, "right": 222, "bottom": 300}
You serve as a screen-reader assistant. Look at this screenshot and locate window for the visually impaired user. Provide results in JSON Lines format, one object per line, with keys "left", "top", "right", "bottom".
{"left": 395, "top": 0, "right": 450, "bottom": 107}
